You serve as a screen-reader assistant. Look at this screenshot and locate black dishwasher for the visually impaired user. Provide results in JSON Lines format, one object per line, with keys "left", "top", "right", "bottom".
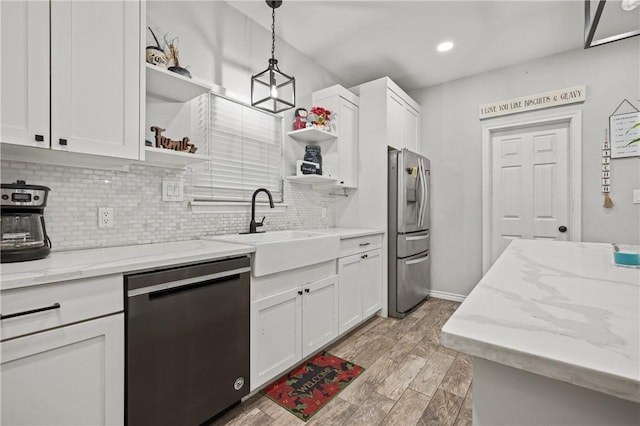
{"left": 125, "top": 256, "right": 250, "bottom": 426}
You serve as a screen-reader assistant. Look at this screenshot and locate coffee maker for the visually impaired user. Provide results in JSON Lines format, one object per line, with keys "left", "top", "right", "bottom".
{"left": 1, "top": 180, "right": 52, "bottom": 263}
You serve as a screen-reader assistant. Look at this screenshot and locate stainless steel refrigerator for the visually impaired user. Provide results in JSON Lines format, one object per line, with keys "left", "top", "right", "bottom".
{"left": 388, "top": 148, "right": 430, "bottom": 319}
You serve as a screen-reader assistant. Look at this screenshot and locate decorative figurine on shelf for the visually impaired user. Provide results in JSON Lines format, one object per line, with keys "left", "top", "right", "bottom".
{"left": 293, "top": 108, "right": 308, "bottom": 130}
{"left": 164, "top": 35, "right": 191, "bottom": 78}
{"left": 150, "top": 126, "right": 197, "bottom": 153}
{"left": 146, "top": 27, "right": 168, "bottom": 68}
{"left": 309, "top": 106, "right": 332, "bottom": 131}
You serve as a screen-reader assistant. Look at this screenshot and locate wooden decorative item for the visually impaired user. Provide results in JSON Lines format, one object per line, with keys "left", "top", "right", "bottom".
{"left": 150, "top": 126, "right": 197, "bottom": 153}
{"left": 602, "top": 129, "right": 613, "bottom": 208}
{"left": 164, "top": 36, "right": 191, "bottom": 78}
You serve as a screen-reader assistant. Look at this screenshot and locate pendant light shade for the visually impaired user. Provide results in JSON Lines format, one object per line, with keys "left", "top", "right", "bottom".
{"left": 251, "top": 0, "right": 296, "bottom": 113}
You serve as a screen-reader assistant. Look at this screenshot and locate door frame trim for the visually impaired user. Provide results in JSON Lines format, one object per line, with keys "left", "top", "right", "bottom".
{"left": 481, "top": 110, "right": 582, "bottom": 273}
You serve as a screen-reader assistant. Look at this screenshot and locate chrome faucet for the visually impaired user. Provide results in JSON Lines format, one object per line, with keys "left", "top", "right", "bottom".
{"left": 249, "top": 188, "right": 274, "bottom": 233}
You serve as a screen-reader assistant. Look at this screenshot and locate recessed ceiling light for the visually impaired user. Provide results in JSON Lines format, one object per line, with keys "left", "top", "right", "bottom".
{"left": 437, "top": 41, "right": 454, "bottom": 52}
{"left": 621, "top": 0, "right": 640, "bottom": 10}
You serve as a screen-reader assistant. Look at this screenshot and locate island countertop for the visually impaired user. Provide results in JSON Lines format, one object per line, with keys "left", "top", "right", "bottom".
{"left": 441, "top": 239, "right": 640, "bottom": 403}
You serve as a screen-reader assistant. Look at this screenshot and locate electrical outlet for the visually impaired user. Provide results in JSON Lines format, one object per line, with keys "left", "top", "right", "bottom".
{"left": 321, "top": 207, "right": 327, "bottom": 218}
{"left": 98, "top": 207, "right": 114, "bottom": 228}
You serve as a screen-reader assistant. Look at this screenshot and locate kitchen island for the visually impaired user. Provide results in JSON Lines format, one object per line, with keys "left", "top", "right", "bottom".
{"left": 441, "top": 239, "right": 639, "bottom": 425}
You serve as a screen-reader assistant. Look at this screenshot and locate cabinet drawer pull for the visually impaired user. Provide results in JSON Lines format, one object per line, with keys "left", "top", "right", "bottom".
{"left": 35, "top": 134, "right": 44, "bottom": 142}
{"left": 358, "top": 242, "right": 370, "bottom": 247}
{"left": 304, "top": 288, "right": 310, "bottom": 293}
{"left": 1, "top": 302, "right": 61, "bottom": 320}
{"left": 59, "top": 138, "right": 68, "bottom": 146}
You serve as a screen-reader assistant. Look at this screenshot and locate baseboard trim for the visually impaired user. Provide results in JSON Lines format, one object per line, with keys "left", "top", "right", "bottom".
{"left": 429, "top": 290, "right": 466, "bottom": 303}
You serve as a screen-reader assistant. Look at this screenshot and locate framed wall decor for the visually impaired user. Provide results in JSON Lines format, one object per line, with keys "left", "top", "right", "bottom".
{"left": 609, "top": 100, "right": 640, "bottom": 158}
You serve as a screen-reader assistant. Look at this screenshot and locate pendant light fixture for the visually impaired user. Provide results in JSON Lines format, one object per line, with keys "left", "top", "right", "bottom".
{"left": 251, "top": 0, "right": 296, "bottom": 114}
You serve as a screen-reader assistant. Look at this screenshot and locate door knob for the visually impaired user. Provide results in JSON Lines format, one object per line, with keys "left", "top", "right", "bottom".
{"left": 558, "top": 226, "right": 567, "bottom": 233}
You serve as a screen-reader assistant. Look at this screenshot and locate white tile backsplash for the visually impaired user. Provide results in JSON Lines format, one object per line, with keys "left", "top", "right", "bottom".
{"left": 1, "top": 160, "right": 336, "bottom": 251}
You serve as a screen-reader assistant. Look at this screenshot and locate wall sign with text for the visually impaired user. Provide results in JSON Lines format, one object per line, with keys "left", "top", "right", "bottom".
{"left": 479, "top": 86, "right": 586, "bottom": 119}
{"left": 610, "top": 111, "right": 640, "bottom": 158}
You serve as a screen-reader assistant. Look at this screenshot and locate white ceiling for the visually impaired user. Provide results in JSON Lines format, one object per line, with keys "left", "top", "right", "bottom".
{"left": 227, "top": 0, "right": 639, "bottom": 92}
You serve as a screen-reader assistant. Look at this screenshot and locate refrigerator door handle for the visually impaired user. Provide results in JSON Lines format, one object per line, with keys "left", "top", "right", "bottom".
{"left": 422, "top": 159, "right": 428, "bottom": 227}
{"left": 406, "top": 234, "right": 429, "bottom": 241}
{"left": 417, "top": 158, "right": 427, "bottom": 228}
{"left": 406, "top": 255, "right": 430, "bottom": 266}
{"left": 417, "top": 159, "right": 424, "bottom": 227}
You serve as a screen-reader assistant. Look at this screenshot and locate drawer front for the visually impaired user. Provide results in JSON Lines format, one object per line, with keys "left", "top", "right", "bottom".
{"left": 397, "top": 230, "right": 430, "bottom": 258}
{"left": 1, "top": 274, "right": 123, "bottom": 341}
{"left": 339, "top": 234, "right": 383, "bottom": 258}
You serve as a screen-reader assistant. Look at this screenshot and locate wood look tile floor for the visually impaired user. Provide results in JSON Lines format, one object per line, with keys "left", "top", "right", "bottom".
{"left": 212, "top": 298, "right": 471, "bottom": 426}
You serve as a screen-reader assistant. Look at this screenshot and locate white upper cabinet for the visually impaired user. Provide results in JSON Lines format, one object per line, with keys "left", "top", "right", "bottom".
{"left": 353, "top": 77, "right": 421, "bottom": 153}
{"left": 0, "top": 1, "right": 50, "bottom": 148}
{"left": 51, "top": 0, "right": 140, "bottom": 159}
{"left": 401, "top": 103, "right": 420, "bottom": 153}
{"left": 386, "top": 85, "right": 420, "bottom": 152}
{"left": 387, "top": 90, "right": 404, "bottom": 151}
{"left": 310, "top": 85, "right": 360, "bottom": 189}
{"left": 0, "top": 0, "right": 140, "bottom": 161}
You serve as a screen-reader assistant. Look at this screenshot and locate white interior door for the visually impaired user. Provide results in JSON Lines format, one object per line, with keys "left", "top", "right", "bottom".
{"left": 490, "top": 121, "right": 569, "bottom": 264}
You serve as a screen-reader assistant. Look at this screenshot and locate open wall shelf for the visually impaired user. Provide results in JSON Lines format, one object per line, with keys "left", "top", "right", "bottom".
{"left": 146, "top": 64, "right": 211, "bottom": 102}
{"left": 287, "top": 128, "right": 337, "bottom": 143}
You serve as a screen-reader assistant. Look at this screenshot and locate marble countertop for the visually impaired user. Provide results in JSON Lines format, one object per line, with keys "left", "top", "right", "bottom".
{"left": 441, "top": 239, "right": 640, "bottom": 403}
{"left": 307, "top": 227, "right": 384, "bottom": 239}
{"left": 0, "top": 240, "right": 255, "bottom": 290}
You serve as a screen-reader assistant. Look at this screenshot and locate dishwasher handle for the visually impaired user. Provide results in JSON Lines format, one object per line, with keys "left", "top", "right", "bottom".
{"left": 127, "top": 267, "right": 250, "bottom": 298}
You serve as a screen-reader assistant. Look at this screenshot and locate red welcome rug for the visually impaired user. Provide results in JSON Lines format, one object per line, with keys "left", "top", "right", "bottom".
{"left": 262, "top": 352, "right": 365, "bottom": 421}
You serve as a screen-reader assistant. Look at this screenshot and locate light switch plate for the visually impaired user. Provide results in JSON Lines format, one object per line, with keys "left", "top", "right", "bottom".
{"left": 162, "top": 180, "right": 184, "bottom": 202}
{"left": 633, "top": 189, "right": 640, "bottom": 204}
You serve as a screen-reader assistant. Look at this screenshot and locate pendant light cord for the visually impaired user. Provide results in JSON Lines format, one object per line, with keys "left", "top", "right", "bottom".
{"left": 271, "top": 7, "right": 276, "bottom": 62}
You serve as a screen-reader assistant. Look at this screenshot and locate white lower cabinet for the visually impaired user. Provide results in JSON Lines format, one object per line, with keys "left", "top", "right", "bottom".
{"left": 338, "top": 248, "right": 383, "bottom": 334}
{"left": 337, "top": 255, "right": 364, "bottom": 333}
{"left": 302, "top": 276, "right": 340, "bottom": 357}
{"left": 362, "top": 249, "right": 383, "bottom": 317}
{"left": 251, "top": 274, "right": 338, "bottom": 390}
{"left": 252, "top": 287, "right": 302, "bottom": 389}
{"left": 1, "top": 314, "right": 124, "bottom": 426}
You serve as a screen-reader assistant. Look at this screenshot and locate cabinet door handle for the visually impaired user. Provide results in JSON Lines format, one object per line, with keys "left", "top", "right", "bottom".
{"left": 304, "top": 288, "right": 310, "bottom": 293}
{"left": 1, "top": 302, "right": 61, "bottom": 320}
{"left": 359, "top": 242, "right": 370, "bottom": 247}
{"left": 298, "top": 290, "right": 303, "bottom": 295}
{"left": 35, "top": 134, "right": 44, "bottom": 142}
{"left": 59, "top": 138, "right": 68, "bottom": 146}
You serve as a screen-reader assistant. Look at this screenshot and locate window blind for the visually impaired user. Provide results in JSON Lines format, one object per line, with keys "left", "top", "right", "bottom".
{"left": 190, "top": 93, "right": 283, "bottom": 202}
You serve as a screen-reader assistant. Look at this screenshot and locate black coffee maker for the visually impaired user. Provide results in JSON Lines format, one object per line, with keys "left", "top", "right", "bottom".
{"left": 1, "top": 180, "right": 52, "bottom": 263}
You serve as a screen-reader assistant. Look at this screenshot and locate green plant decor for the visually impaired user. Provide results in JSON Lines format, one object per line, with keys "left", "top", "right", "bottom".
{"left": 625, "top": 122, "right": 640, "bottom": 146}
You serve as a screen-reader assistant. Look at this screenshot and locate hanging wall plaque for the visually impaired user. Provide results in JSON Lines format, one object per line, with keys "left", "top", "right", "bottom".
{"left": 609, "top": 99, "right": 640, "bottom": 158}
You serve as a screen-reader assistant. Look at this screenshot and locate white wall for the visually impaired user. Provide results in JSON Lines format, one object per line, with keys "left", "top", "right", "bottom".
{"left": 0, "top": 1, "right": 348, "bottom": 252}
{"left": 411, "top": 37, "right": 640, "bottom": 298}
{"left": 146, "top": 1, "right": 344, "bottom": 120}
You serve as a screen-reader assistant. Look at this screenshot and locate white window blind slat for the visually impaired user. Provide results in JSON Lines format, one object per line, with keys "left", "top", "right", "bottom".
{"left": 189, "top": 93, "right": 283, "bottom": 202}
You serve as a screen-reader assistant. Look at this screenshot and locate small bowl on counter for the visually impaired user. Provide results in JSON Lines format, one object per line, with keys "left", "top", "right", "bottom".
{"left": 612, "top": 244, "right": 640, "bottom": 268}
